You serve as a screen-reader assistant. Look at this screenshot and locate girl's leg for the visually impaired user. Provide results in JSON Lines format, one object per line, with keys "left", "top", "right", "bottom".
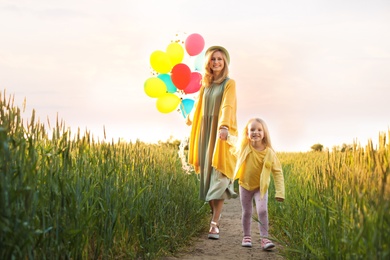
{"left": 254, "top": 191, "right": 269, "bottom": 237}
{"left": 239, "top": 186, "right": 255, "bottom": 237}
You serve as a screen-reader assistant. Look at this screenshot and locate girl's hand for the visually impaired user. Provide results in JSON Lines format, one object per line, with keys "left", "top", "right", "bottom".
{"left": 276, "top": 197, "right": 284, "bottom": 202}
{"left": 219, "top": 128, "right": 228, "bottom": 140}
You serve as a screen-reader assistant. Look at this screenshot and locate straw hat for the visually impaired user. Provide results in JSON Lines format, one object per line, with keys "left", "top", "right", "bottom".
{"left": 205, "top": 46, "right": 230, "bottom": 64}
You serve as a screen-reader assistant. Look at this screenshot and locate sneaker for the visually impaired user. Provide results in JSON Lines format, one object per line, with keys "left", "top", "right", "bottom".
{"left": 261, "top": 238, "right": 275, "bottom": 250}
{"left": 241, "top": 236, "right": 252, "bottom": 247}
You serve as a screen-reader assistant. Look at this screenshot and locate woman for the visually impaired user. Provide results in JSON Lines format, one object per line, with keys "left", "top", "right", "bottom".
{"left": 187, "top": 46, "right": 238, "bottom": 240}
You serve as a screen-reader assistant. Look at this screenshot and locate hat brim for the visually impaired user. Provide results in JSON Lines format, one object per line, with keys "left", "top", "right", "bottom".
{"left": 205, "top": 46, "right": 230, "bottom": 64}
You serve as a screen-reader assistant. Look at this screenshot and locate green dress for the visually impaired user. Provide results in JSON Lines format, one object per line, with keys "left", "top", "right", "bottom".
{"left": 198, "top": 79, "right": 237, "bottom": 201}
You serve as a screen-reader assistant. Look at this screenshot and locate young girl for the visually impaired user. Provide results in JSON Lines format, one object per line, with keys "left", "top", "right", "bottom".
{"left": 234, "top": 118, "right": 285, "bottom": 250}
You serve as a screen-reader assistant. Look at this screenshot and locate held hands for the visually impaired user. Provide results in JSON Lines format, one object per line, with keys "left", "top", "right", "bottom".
{"left": 219, "top": 127, "right": 228, "bottom": 141}
{"left": 276, "top": 197, "right": 284, "bottom": 202}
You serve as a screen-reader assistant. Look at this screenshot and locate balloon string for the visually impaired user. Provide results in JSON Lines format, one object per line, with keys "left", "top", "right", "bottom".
{"left": 179, "top": 100, "right": 191, "bottom": 119}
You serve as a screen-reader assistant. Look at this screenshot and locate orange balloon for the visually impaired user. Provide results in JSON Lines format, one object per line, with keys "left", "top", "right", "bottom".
{"left": 171, "top": 63, "right": 191, "bottom": 90}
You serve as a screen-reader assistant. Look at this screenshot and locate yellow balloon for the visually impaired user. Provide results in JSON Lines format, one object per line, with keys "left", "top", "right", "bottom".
{"left": 166, "top": 42, "right": 184, "bottom": 66}
{"left": 156, "top": 93, "right": 180, "bottom": 113}
{"left": 150, "top": 50, "right": 172, "bottom": 73}
{"left": 144, "top": 77, "right": 167, "bottom": 98}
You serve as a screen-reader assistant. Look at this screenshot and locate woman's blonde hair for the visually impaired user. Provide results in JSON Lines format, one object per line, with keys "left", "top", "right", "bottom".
{"left": 202, "top": 49, "right": 229, "bottom": 87}
{"left": 236, "top": 118, "right": 273, "bottom": 154}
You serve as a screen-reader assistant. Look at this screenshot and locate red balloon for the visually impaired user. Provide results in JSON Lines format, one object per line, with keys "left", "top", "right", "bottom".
{"left": 185, "top": 33, "right": 205, "bottom": 56}
{"left": 171, "top": 63, "right": 191, "bottom": 90}
{"left": 184, "top": 72, "right": 202, "bottom": 94}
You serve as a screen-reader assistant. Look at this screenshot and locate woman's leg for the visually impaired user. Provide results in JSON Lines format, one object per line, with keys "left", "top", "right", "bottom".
{"left": 208, "top": 199, "right": 224, "bottom": 239}
{"left": 211, "top": 199, "right": 224, "bottom": 223}
{"left": 240, "top": 186, "right": 255, "bottom": 237}
{"left": 254, "top": 191, "right": 269, "bottom": 237}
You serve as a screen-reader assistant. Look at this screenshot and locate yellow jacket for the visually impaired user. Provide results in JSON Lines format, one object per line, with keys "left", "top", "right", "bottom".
{"left": 188, "top": 79, "right": 238, "bottom": 179}
{"left": 234, "top": 146, "right": 285, "bottom": 199}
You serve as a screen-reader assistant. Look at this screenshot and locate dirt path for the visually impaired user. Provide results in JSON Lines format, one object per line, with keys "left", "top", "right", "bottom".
{"left": 163, "top": 197, "right": 284, "bottom": 260}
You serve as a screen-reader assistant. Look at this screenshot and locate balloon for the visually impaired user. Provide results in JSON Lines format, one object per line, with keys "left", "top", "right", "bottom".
{"left": 157, "top": 74, "right": 176, "bottom": 93}
{"left": 150, "top": 50, "right": 172, "bottom": 73}
{"left": 185, "top": 33, "right": 205, "bottom": 56}
{"left": 184, "top": 72, "right": 202, "bottom": 94}
{"left": 156, "top": 93, "right": 181, "bottom": 113}
{"left": 144, "top": 77, "right": 167, "bottom": 98}
{"left": 171, "top": 63, "right": 191, "bottom": 90}
{"left": 180, "top": 98, "right": 195, "bottom": 118}
{"left": 166, "top": 42, "right": 184, "bottom": 66}
{"left": 193, "top": 50, "right": 206, "bottom": 72}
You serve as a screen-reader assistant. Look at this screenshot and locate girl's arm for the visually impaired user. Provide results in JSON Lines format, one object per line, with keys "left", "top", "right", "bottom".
{"left": 272, "top": 156, "right": 285, "bottom": 201}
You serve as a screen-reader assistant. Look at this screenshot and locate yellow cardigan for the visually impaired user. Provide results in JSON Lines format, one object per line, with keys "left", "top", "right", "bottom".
{"left": 234, "top": 146, "right": 285, "bottom": 199}
{"left": 188, "top": 79, "right": 238, "bottom": 179}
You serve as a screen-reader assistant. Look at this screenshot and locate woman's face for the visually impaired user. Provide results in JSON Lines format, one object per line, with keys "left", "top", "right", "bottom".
{"left": 247, "top": 120, "right": 264, "bottom": 142}
{"left": 209, "top": 51, "right": 225, "bottom": 75}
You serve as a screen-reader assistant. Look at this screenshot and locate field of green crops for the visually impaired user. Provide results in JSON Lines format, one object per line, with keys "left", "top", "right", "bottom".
{"left": 269, "top": 134, "right": 389, "bottom": 259}
{"left": 1, "top": 92, "right": 389, "bottom": 259}
{"left": 0, "top": 94, "right": 209, "bottom": 259}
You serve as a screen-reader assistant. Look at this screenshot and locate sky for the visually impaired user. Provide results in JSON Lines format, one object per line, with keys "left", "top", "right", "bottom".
{"left": 1, "top": 0, "right": 389, "bottom": 152}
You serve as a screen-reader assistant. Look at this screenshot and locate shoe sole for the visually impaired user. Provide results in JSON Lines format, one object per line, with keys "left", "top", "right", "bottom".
{"left": 241, "top": 243, "right": 252, "bottom": 247}
{"left": 262, "top": 244, "right": 275, "bottom": 250}
{"left": 208, "top": 234, "right": 219, "bottom": 239}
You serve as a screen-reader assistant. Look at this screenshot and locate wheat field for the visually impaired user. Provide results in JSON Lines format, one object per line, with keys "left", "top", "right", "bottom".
{"left": 1, "top": 92, "right": 389, "bottom": 259}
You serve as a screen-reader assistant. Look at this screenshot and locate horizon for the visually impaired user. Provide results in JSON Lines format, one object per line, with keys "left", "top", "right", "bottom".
{"left": 4, "top": 90, "right": 388, "bottom": 153}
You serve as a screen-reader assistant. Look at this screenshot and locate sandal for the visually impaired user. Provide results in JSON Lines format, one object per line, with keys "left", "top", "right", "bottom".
{"left": 208, "top": 221, "right": 219, "bottom": 239}
{"left": 241, "top": 236, "right": 252, "bottom": 247}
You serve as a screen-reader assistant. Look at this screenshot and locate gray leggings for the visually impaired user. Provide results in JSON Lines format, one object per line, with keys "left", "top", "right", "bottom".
{"left": 239, "top": 186, "right": 269, "bottom": 238}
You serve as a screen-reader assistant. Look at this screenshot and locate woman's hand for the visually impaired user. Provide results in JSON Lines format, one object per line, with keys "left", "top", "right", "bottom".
{"left": 219, "top": 128, "right": 228, "bottom": 140}
{"left": 186, "top": 116, "right": 192, "bottom": 126}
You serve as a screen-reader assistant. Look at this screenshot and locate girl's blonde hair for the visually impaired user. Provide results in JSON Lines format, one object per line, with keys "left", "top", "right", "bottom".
{"left": 202, "top": 49, "right": 229, "bottom": 87}
{"left": 236, "top": 118, "right": 273, "bottom": 154}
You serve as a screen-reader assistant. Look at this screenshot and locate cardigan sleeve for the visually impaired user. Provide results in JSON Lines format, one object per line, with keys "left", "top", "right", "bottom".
{"left": 218, "top": 79, "right": 237, "bottom": 133}
{"left": 212, "top": 79, "right": 238, "bottom": 179}
{"left": 272, "top": 155, "right": 285, "bottom": 199}
{"left": 187, "top": 87, "right": 204, "bottom": 174}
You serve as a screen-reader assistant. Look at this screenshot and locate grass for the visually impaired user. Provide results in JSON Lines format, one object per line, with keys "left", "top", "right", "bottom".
{"left": 0, "top": 92, "right": 208, "bottom": 259}
{"left": 269, "top": 133, "right": 389, "bottom": 259}
{"left": 2, "top": 90, "right": 389, "bottom": 259}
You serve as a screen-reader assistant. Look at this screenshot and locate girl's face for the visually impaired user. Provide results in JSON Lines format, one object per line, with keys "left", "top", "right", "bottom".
{"left": 209, "top": 51, "right": 225, "bottom": 74}
{"left": 247, "top": 120, "right": 264, "bottom": 142}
